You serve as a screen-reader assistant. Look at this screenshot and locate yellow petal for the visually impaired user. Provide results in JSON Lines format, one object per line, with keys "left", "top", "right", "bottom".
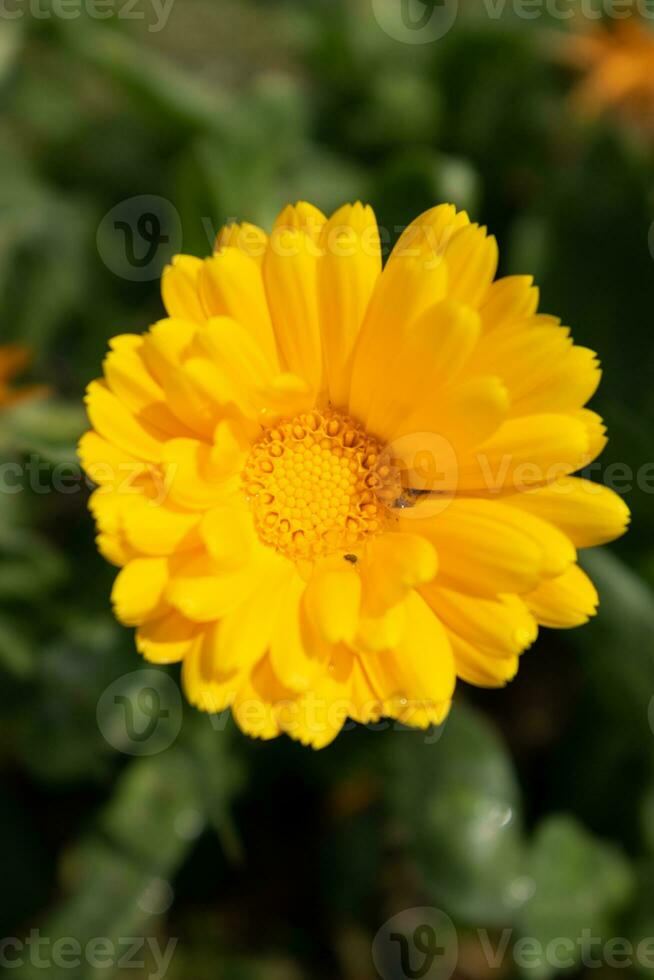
{"left": 285, "top": 649, "right": 355, "bottom": 748}
{"left": 159, "top": 361, "right": 219, "bottom": 438}
{"left": 392, "top": 203, "right": 470, "bottom": 261}
{"left": 111, "top": 557, "right": 169, "bottom": 626}
{"left": 396, "top": 376, "right": 509, "bottom": 459}
{"left": 510, "top": 346, "right": 601, "bottom": 416}
{"left": 214, "top": 221, "right": 268, "bottom": 263}
{"left": 122, "top": 498, "right": 201, "bottom": 557}
{"left": 362, "top": 592, "right": 455, "bottom": 725}
{"left": 361, "top": 531, "right": 438, "bottom": 614}
{"left": 85, "top": 381, "right": 164, "bottom": 463}
{"left": 466, "top": 317, "right": 572, "bottom": 396}
{"left": 199, "top": 251, "right": 278, "bottom": 366}
{"left": 189, "top": 316, "right": 278, "bottom": 417}
{"left": 103, "top": 341, "right": 162, "bottom": 409}
{"left": 162, "top": 438, "right": 243, "bottom": 511}
{"left": 97, "top": 531, "right": 134, "bottom": 568}
{"left": 263, "top": 227, "right": 323, "bottom": 393}
{"left": 210, "top": 553, "right": 293, "bottom": 676}
{"left": 524, "top": 563, "right": 599, "bottom": 628}
{"left": 348, "top": 209, "right": 457, "bottom": 423}
{"left": 79, "top": 431, "right": 146, "bottom": 487}
{"left": 270, "top": 572, "right": 322, "bottom": 692}
{"left": 573, "top": 408, "right": 607, "bottom": 466}
{"left": 456, "top": 413, "right": 590, "bottom": 493}
{"left": 480, "top": 275, "right": 539, "bottom": 332}
{"left": 89, "top": 487, "right": 137, "bottom": 538}
{"left": 303, "top": 557, "right": 362, "bottom": 645}
{"left": 423, "top": 586, "right": 538, "bottom": 658}
{"left": 356, "top": 598, "right": 407, "bottom": 652}
{"left": 182, "top": 637, "right": 238, "bottom": 714}
{"left": 231, "top": 655, "right": 293, "bottom": 741}
{"left": 318, "top": 202, "right": 381, "bottom": 407}
{"left": 408, "top": 498, "right": 546, "bottom": 596}
{"left": 506, "top": 477, "right": 630, "bottom": 548}
{"left": 136, "top": 611, "right": 201, "bottom": 664}
{"left": 161, "top": 255, "right": 205, "bottom": 322}
{"left": 449, "top": 631, "right": 519, "bottom": 688}
{"left": 140, "top": 318, "right": 197, "bottom": 386}
{"left": 443, "top": 223, "right": 499, "bottom": 309}
{"left": 200, "top": 503, "right": 257, "bottom": 570}
{"left": 272, "top": 201, "right": 326, "bottom": 242}
{"left": 364, "top": 300, "right": 482, "bottom": 439}
{"left": 166, "top": 554, "right": 262, "bottom": 624}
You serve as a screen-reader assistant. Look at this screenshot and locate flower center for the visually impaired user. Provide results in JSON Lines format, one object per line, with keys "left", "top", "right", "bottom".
{"left": 243, "top": 410, "right": 400, "bottom": 561}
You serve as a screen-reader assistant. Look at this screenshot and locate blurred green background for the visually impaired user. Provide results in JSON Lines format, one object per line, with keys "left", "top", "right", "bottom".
{"left": 1, "top": 0, "right": 654, "bottom": 977}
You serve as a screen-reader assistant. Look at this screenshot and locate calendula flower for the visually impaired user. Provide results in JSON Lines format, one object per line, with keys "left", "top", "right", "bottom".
{"left": 80, "top": 202, "right": 629, "bottom": 747}
{"left": 0, "top": 345, "right": 46, "bottom": 409}
{"left": 561, "top": 16, "right": 654, "bottom": 133}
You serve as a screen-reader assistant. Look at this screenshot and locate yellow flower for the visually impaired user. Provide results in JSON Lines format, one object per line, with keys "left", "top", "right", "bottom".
{"left": 0, "top": 345, "right": 46, "bottom": 409}
{"left": 561, "top": 16, "right": 654, "bottom": 133}
{"left": 80, "top": 202, "right": 629, "bottom": 748}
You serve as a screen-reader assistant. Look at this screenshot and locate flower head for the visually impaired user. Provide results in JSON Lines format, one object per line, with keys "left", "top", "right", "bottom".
{"left": 80, "top": 201, "right": 629, "bottom": 747}
{"left": 561, "top": 16, "right": 654, "bottom": 133}
{"left": 0, "top": 345, "right": 45, "bottom": 410}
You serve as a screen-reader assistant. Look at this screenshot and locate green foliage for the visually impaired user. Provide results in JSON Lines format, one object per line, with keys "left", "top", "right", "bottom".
{"left": 0, "top": 1, "right": 652, "bottom": 977}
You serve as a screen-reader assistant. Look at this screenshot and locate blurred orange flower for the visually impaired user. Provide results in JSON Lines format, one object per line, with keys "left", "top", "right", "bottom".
{"left": 562, "top": 16, "right": 654, "bottom": 132}
{"left": 0, "top": 345, "right": 47, "bottom": 410}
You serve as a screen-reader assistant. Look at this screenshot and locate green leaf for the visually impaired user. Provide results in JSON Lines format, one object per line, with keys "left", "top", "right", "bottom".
{"left": 0, "top": 21, "right": 22, "bottom": 86}
{"left": 627, "top": 860, "right": 654, "bottom": 978}
{"left": 1, "top": 400, "right": 86, "bottom": 464}
{"left": 385, "top": 700, "right": 526, "bottom": 925}
{"left": 0, "top": 613, "right": 35, "bottom": 677}
{"left": 517, "top": 815, "right": 634, "bottom": 980}
{"left": 577, "top": 549, "right": 654, "bottom": 719}
{"left": 16, "top": 749, "right": 205, "bottom": 980}
{"left": 58, "top": 20, "right": 231, "bottom": 135}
